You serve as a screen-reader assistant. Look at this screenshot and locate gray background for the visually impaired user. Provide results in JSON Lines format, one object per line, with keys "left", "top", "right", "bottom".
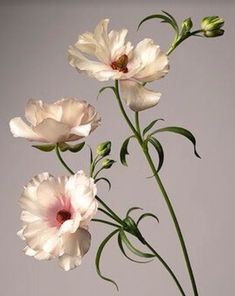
{"left": 1, "top": 0, "right": 234, "bottom": 295}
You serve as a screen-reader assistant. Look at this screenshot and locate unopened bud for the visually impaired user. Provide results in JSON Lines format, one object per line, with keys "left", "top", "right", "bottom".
{"left": 102, "top": 159, "right": 115, "bottom": 169}
{"left": 201, "top": 16, "right": 224, "bottom": 38}
{"left": 182, "top": 18, "right": 193, "bottom": 33}
{"left": 96, "top": 141, "right": 111, "bottom": 157}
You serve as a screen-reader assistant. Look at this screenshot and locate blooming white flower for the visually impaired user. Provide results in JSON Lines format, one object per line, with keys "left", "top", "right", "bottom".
{"left": 10, "top": 97, "right": 101, "bottom": 143}
{"left": 18, "top": 171, "right": 98, "bottom": 271}
{"left": 68, "top": 19, "right": 169, "bottom": 111}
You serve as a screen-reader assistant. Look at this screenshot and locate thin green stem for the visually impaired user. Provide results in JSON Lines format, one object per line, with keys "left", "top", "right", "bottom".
{"left": 55, "top": 144, "right": 75, "bottom": 175}
{"left": 114, "top": 81, "right": 199, "bottom": 296}
{"left": 142, "top": 237, "right": 186, "bottom": 296}
{"left": 135, "top": 112, "right": 141, "bottom": 137}
{"left": 92, "top": 218, "right": 121, "bottom": 228}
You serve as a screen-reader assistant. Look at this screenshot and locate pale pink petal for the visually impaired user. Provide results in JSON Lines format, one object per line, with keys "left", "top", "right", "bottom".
{"left": 9, "top": 117, "right": 44, "bottom": 141}
{"left": 132, "top": 39, "right": 169, "bottom": 82}
{"left": 32, "top": 118, "right": 70, "bottom": 143}
{"left": 58, "top": 254, "right": 82, "bottom": 271}
{"left": 70, "top": 124, "right": 91, "bottom": 137}
{"left": 120, "top": 80, "right": 161, "bottom": 111}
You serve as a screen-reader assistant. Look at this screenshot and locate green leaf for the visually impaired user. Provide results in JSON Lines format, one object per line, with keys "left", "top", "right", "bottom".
{"left": 151, "top": 126, "right": 201, "bottom": 158}
{"left": 117, "top": 233, "right": 152, "bottom": 264}
{"left": 138, "top": 11, "right": 179, "bottom": 34}
{"left": 92, "top": 218, "right": 120, "bottom": 228}
{"left": 95, "top": 229, "right": 119, "bottom": 290}
{"left": 59, "top": 142, "right": 85, "bottom": 153}
{"left": 137, "top": 213, "right": 159, "bottom": 226}
{"left": 120, "top": 135, "right": 135, "bottom": 166}
{"left": 97, "top": 86, "right": 116, "bottom": 99}
{"left": 119, "top": 230, "right": 155, "bottom": 258}
{"left": 147, "top": 137, "right": 164, "bottom": 173}
{"left": 32, "top": 144, "right": 55, "bottom": 152}
{"left": 126, "top": 207, "right": 143, "bottom": 218}
{"left": 88, "top": 145, "right": 93, "bottom": 165}
{"left": 98, "top": 208, "right": 121, "bottom": 224}
{"left": 95, "top": 177, "right": 112, "bottom": 191}
{"left": 143, "top": 119, "right": 164, "bottom": 136}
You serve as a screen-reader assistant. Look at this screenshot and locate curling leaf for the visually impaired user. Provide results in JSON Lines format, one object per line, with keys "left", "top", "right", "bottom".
{"left": 95, "top": 177, "right": 112, "bottom": 191}
{"left": 117, "top": 233, "right": 152, "bottom": 264}
{"left": 137, "top": 213, "right": 159, "bottom": 226}
{"left": 126, "top": 207, "right": 143, "bottom": 218}
{"left": 151, "top": 126, "right": 201, "bottom": 158}
{"left": 143, "top": 118, "right": 164, "bottom": 136}
{"left": 119, "top": 230, "right": 155, "bottom": 259}
{"left": 95, "top": 229, "right": 119, "bottom": 290}
{"left": 120, "top": 135, "right": 135, "bottom": 166}
{"left": 32, "top": 144, "right": 55, "bottom": 152}
{"left": 138, "top": 11, "right": 179, "bottom": 34}
{"left": 97, "top": 86, "right": 115, "bottom": 99}
{"left": 147, "top": 136, "right": 164, "bottom": 173}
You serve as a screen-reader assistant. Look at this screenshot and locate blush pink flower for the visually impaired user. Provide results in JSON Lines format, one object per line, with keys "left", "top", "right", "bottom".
{"left": 18, "top": 171, "right": 98, "bottom": 271}
{"left": 9, "top": 97, "right": 101, "bottom": 144}
{"left": 68, "top": 19, "right": 169, "bottom": 111}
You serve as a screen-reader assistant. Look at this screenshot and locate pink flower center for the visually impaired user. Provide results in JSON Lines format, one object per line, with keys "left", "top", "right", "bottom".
{"left": 56, "top": 209, "right": 71, "bottom": 224}
{"left": 111, "top": 54, "right": 128, "bottom": 73}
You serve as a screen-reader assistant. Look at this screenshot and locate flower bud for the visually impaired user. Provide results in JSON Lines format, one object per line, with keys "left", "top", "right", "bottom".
{"left": 181, "top": 18, "right": 193, "bottom": 33}
{"left": 102, "top": 159, "right": 115, "bottom": 169}
{"left": 96, "top": 141, "right": 111, "bottom": 157}
{"left": 201, "top": 16, "right": 224, "bottom": 37}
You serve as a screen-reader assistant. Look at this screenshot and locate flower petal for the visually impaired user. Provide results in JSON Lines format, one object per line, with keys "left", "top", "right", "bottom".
{"left": 58, "top": 254, "right": 82, "bottom": 271}
{"left": 70, "top": 124, "right": 91, "bottom": 137}
{"left": 120, "top": 80, "right": 161, "bottom": 111}
{"left": 131, "top": 38, "right": 169, "bottom": 82}
{"left": 9, "top": 117, "right": 44, "bottom": 141}
{"left": 32, "top": 118, "right": 70, "bottom": 143}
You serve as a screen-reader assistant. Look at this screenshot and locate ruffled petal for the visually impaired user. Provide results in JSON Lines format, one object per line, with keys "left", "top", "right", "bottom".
{"left": 70, "top": 124, "right": 91, "bottom": 137}
{"left": 32, "top": 118, "right": 70, "bottom": 143}
{"left": 58, "top": 254, "right": 82, "bottom": 271}
{"left": 131, "top": 39, "right": 169, "bottom": 82}
{"left": 9, "top": 117, "right": 44, "bottom": 141}
{"left": 120, "top": 80, "right": 161, "bottom": 111}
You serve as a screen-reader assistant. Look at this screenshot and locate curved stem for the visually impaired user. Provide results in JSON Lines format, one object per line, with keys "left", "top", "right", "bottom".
{"left": 142, "top": 237, "right": 186, "bottom": 296}
{"left": 55, "top": 144, "right": 75, "bottom": 175}
{"left": 114, "top": 81, "right": 198, "bottom": 296}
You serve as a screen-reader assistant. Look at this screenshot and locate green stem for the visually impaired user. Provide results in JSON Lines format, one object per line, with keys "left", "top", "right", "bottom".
{"left": 142, "top": 237, "right": 186, "bottom": 296}
{"left": 92, "top": 218, "right": 121, "bottom": 228}
{"left": 114, "top": 81, "right": 198, "bottom": 296}
{"left": 55, "top": 143, "right": 75, "bottom": 175}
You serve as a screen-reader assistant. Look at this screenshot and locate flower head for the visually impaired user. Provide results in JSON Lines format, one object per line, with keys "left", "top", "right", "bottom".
{"left": 201, "top": 16, "right": 224, "bottom": 37}
{"left": 18, "top": 171, "right": 98, "bottom": 271}
{"left": 68, "top": 19, "right": 169, "bottom": 111}
{"left": 10, "top": 97, "right": 101, "bottom": 143}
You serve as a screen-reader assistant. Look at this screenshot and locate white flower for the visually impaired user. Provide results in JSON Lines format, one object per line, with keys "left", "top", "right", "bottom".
{"left": 68, "top": 19, "right": 169, "bottom": 111}
{"left": 18, "top": 171, "right": 98, "bottom": 271}
{"left": 9, "top": 97, "right": 101, "bottom": 143}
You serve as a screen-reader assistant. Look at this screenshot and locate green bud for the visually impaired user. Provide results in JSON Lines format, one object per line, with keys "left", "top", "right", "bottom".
{"left": 204, "top": 29, "right": 224, "bottom": 38}
{"left": 201, "top": 16, "right": 224, "bottom": 37}
{"left": 96, "top": 141, "right": 111, "bottom": 157}
{"left": 102, "top": 159, "right": 115, "bottom": 169}
{"left": 181, "top": 17, "right": 193, "bottom": 33}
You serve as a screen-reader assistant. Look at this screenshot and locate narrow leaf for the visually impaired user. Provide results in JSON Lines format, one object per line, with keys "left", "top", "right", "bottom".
{"left": 120, "top": 135, "right": 135, "bottom": 166}
{"left": 32, "top": 144, "right": 55, "bottom": 152}
{"left": 95, "top": 229, "right": 119, "bottom": 290}
{"left": 97, "top": 86, "right": 116, "bottom": 99}
{"left": 138, "top": 13, "right": 179, "bottom": 34}
{"left": 95, "top": 177, "right": 111, "bottom": 191}
{"left": 143, "top": 119, "right": 164, "bottom": 136}
{"left": 137, "top": 213, "right": 159, "bottom": 226}
{"left": 126, "top": 207, "right": 143, "bottom": 218}
{"left": 120, "top": 230, "right": 155, "bottom": 258}
{"left": 147, "top": 137, "right": 164, "bottom": 173}
{"left": 151, "top": 126, "right": 201, "bottom": 158}
{"left": 92, "top": 218, "right": 120, "bottom": 228}
{"left": 117, "top": 233, "right": 152, "bottom": 264}
{"left": 88, "top": 145, "right": 93, "bottom": 165}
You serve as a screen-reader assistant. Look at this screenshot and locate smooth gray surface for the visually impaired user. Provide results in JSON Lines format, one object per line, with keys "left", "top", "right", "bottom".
{"left": 1, "top": 0, "right": 234, "bottom": 295}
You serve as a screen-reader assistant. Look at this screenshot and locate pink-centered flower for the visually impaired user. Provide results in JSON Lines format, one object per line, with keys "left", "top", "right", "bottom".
{"left": 18, "top": 171, "right": 98, "bottom": 271}
{"left": 9, "top": 97, "right": 100, "bottom": 143}
{"left": 68, "top": 19, "right": 169, "bottom": 111}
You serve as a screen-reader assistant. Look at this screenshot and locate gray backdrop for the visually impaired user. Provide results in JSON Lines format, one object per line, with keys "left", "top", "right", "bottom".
{"left": 1, "top": 0, "right": 234, "bottom": 295}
